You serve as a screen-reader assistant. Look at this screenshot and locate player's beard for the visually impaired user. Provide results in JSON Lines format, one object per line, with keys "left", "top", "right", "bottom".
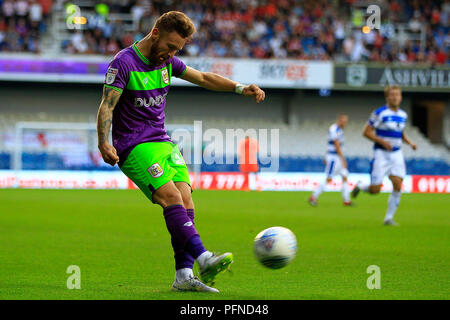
{"left": 149, "top": 39, "right": 166, "bottom": 66}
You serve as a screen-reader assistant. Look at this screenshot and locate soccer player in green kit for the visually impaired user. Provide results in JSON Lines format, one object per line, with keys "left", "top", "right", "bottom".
{"left": 96, "top": 11, "right": 265, "bottom": 292}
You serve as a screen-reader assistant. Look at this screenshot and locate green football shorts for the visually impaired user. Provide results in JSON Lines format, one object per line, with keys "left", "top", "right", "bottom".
{"left": 120, "top": 141, "right": 191, "bottom": 203}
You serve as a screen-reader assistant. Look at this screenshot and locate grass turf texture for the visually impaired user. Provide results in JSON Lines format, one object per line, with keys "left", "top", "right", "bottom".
{"left": 0, "top": 189, "right": 448, "bottom": 300}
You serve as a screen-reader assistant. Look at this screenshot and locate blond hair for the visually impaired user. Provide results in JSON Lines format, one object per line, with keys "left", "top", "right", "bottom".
{"left": 384, "top": 85, "right": 401, "bottom": 98}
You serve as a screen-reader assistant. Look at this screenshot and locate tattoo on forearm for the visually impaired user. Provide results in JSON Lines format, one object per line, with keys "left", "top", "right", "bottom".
{"left": 98, "top": 117, "right": 112, "bottom": 145}
{"left": 103, "top": 87, "right": 121, "bottom": 109}
{"left": 97, "top": 87, "right": 121, "bottom": 145}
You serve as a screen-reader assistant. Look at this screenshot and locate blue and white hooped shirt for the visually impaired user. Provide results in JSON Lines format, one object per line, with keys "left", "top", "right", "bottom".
{"left": 327, "top": 123, "right": 344, "bottom": 154}
{"left": 368, "top": 105, "right": 407, "bottom": 151}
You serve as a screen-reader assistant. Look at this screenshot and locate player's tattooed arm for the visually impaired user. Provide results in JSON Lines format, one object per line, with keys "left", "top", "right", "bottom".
{"left": 96, "top": 87, "right": 121, "bottom": 165}
{"left": 97, "top": 87, "right": 120, "bottom": 144}
{"left": 181, "top": 66, "right": 265, "bottom": 103}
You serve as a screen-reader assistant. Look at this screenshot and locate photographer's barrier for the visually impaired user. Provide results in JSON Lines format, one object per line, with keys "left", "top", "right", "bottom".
{"left": 0, "top": 170, "right": 448, "bottom": 193}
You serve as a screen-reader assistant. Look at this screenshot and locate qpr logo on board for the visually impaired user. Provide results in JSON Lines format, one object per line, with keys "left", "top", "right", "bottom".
{"left": 161, "top": 68, "right": 169, "bottom": 84}
{"left": 346, "top": 64, "right": 367, "bottom": 87}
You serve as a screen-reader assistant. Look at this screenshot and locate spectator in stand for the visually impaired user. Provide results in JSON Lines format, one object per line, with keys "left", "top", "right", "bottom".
{"left": 2, "top": 0, "right": 15, "bottom": 25}
{"left": 0, "top": 0, "right": 446, "bottom": 64}
{"left": 0, "top": 0, "right": 48, "bottom": 52}
{"left": 14, "top": 0, "right": 29, "bottom": 20}
{"left": 70, "top": 31, "right": 88, "bottom": 53}
{"left": 38, "top": 0, "right": 53, "bottom": 19}
{"left": 29, "top": 0, "right": 43, "bottom": 32}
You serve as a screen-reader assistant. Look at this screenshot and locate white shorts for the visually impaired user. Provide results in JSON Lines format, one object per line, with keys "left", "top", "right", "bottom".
{"left": 324, "top": 154, "right": 348, "bottom": 179}
{"left": 370, "top": 149, "right": 406, "bottom": 185}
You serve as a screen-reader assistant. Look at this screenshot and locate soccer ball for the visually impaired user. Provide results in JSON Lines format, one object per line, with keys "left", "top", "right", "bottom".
{"left": 253, "top": 226, "right": 297, "bottom": 269}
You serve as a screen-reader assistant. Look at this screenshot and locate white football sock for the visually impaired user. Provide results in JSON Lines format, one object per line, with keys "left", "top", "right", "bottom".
{"left": 384, "top": 191, "right": 401, "bottom": 221}
{"left": 175, "top": 268, "right": 194, "bottom": 283}
{"left": 342, "top": 181, "right": 350, "bottom": 202}
{"left": 313, "top": 181, "right": 327, "bottom": 199}
{"left": 196, "top": 251, "right": 213, "bottom": 268}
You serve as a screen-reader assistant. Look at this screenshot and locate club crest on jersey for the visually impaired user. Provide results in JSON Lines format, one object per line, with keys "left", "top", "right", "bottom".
{"left": 105, "top": 67, "right": 118, "bottom": 85}
{"left": 161, "top": 68, "right": 169, "bottom": 84}
{"left": 148, "top": 163, "right": 164, "bottom": 178}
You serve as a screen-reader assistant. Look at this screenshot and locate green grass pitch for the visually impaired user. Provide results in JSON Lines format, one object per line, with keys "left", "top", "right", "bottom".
{"left": 0, "top": 189, "right": 448, "bottom": 300}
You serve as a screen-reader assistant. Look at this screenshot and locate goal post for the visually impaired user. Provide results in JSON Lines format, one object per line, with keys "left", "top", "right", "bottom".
{"left": 12, "top": 122, "right": 203, "bottom": 184}
{"left": 13, "top": 121, "right": 97, "bottom": 171}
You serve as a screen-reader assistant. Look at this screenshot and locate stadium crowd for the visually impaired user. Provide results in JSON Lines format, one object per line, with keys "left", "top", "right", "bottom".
{"left": 0, "top": 0, "right": 52, "bottom": 53}
{"left": 0, "top": 0, "right": 448, "bottom": 64}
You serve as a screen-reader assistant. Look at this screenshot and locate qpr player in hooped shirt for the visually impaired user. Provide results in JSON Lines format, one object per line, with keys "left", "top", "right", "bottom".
{"left": 351, "top": 85, "right": 417, "bottom": 226}
{"left": 309, "top": 114, "right": 352, "bottom": 207}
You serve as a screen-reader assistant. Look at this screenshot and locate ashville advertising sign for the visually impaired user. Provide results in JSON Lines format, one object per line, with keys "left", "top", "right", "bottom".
{"left": 334, "top": 63, "right": 450, "bottom": 92}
